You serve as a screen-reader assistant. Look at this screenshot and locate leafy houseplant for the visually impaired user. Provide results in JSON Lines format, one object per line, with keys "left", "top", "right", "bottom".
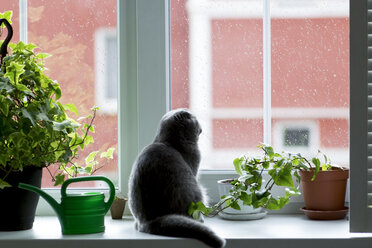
{"left": 0, "top": 12, "right": 114, "bottom": 230}
{"left": 189, "top": 144, "right": 343, "bottom": 220}
{"left": 189, "top": 145, "right": 304, "bottom": 219}
{"left": 0, "top": 12, "right": 115, "bottom": 188}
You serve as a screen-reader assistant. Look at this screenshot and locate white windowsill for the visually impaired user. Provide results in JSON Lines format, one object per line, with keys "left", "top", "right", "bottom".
{"left": 0, "top": 215, "right": 371, "bottom": 248}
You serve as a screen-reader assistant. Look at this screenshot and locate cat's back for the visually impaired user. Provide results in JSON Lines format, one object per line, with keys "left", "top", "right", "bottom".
{"left": 132, "top": 142, "right": 192, "bottom": 179}
{"left": 129, "top": 142, "right": 199, "bottom": 218}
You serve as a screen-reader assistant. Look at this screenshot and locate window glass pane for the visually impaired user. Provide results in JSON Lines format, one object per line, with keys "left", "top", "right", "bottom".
{"left": 171, "top": 0, "right": 263, "bottom": 170}
{"left": 171, "top": 0, "right": 349, "bottom": 170}
{"left": 271, "top": 0, "right": 349, "bottom": 165}
{"left": 27, "top": 0, "right": 118, "bottom": 187}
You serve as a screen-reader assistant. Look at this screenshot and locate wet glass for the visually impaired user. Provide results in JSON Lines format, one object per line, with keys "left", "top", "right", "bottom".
{"left": 27, "top": 0, "right": 118, "bottom": 187}
{"left": 271, "top": 0, "right": 349, "bottom": 165}
{"left": 170, "top": 0, "right": 349, "bottom": 169}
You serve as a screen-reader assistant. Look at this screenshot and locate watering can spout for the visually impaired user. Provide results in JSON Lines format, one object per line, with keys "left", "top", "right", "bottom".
{"left": 18, "top": 183, "right": 63, "bottom": 221}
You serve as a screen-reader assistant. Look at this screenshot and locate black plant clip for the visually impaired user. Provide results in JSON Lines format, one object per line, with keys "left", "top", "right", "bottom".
{"left": 0, "top": 18, "right": 13, "bottom": 65}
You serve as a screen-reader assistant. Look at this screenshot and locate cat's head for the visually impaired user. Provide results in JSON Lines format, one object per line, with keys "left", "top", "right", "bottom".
{"left": 156, "top": 109, "right": 202, "bottom": 145}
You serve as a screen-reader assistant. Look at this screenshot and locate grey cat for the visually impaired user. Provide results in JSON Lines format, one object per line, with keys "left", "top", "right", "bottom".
{"left": 128, "top": 109, "right": 226, "bottom": 248}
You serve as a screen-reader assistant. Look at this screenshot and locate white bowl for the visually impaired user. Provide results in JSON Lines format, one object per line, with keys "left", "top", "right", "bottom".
{"left": 217, "top": 179, "right": 262, "bottom": 215}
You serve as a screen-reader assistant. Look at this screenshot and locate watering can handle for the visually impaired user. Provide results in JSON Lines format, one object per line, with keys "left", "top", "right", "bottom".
{"left": 61, "top": 176, "right": 115, "bottom": 213}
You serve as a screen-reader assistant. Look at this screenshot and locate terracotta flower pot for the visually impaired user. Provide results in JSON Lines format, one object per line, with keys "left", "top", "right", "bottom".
{"left": 299, "top": 167, "right": 349, "bottom": 220}
{"left": 110, "top": 197, "right": 127, "bottom": 219}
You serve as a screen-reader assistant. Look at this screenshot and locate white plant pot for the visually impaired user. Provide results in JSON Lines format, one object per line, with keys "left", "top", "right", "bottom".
{"left": 217, "top": 179, "right": 262, "bottom": 215}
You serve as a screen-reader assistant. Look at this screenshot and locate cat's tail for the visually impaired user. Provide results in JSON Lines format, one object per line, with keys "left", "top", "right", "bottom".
{"left": 138, "top": 214, "right": 226, "bottom": 248}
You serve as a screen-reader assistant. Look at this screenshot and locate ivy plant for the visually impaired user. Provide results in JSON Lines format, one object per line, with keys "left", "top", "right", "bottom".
{"left": 0, "top": 11, "right": 114, "bottom": 189}
{"left": 189, "top": 144, "right": 333, "bottom": 220}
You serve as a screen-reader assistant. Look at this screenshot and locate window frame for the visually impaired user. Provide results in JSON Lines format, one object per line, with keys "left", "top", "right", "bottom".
{"left": 117, "top": 0, "right": 170, "bottom": 197}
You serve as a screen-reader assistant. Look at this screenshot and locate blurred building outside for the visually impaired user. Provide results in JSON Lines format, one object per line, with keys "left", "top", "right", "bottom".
{"left": 0, "top": 0, "right": 349, "bottom": 187}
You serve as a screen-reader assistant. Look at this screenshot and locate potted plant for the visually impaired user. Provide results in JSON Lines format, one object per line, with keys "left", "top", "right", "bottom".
{"left": 299, "top": 152, "right": 349, "bottom": 220}
{"left": 189, "top": 144, "right": 303, "bottom": 220}
{"left": 0, "top": 12, "right": 114, "bottom": 231}
{"left": 189, "top": 144, "right": 349, "bottom": 221}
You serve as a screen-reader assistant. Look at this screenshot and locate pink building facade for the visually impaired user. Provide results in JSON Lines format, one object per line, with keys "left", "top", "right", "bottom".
{"left": 1, "top": 0, "right": 349, "bottom": 185}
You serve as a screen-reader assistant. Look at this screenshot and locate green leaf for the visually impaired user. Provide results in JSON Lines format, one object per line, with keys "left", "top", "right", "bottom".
{"left": 238, "top": 174, "right": 253, "bottom": 183}
{"left": 85, "top": 151, "right": 98, "bottom": 164}
{"left": 84, "top": 135, "right": 94, "bottom": 146}
{"left": 0, "top": 179, "right": 11, "bottom": 189}
{"left": 265, "top": 146, "right": 275, "bottom": 158}
{"left": 21, "top": 109, "right": 36, "bottom": 127}
{"left": 188, "top": 201, "right": 209, "bottom": 220}
{"left": 312, "top": 158, "right": 320, "bottom": 167}
{"left": 63, "top": 103, "right": 79, "bottom": 116}
{"left": 53, "top": 84, "right": 62, "bottom": 100}
{"left": 266, "top": 197, "right": 281, "bottom": 210}
{"left": 53, "top": 120, "right": 80, "bottom": 131}
{"left": 13, "top": 41, "right": 26, "bottom": 52}
{"left": 0, "top": 95, "right": 9, "bottom": 116}
{"left": 262, "top": 161, "right": 270, "bottom": 169}
{"left": 230, "top": 200, "right": 241, "bottom": 210}
{"left": 239, "top": 191, "right": 252, "bottom": 206}
{"left": 294, "top": 170, "right": 301, "bottom": 183}
{"left": 323, "top": 152, "right": 328, "bottom": 164}
{"left": 188, "top": 202, "right": 197, "bottom": 216}
{"left": 233, "top": 157, "right": 243, "bottom": 175}
{"left": 25, "top": 43, "right": 38, "bottom": 52}
{"left": 100, "top": 148, "right": 115, "bottom": 159}
{"left": 82, "top": 124, "right": 95, "bottom": 133}
{"left": 54, "top": 174, "right": 65, "bottom": 186}
{"left": 35, "top": 53, "right": 51, "bottom": 59}
{"left": 5, "top": 61, "right": 25, "bottom": 84}
{"left": 0, "top": 154, "right": 8, "bottom": 166}
{"left": 279, "top": 196, "right": 290, "bottom": 208}
{"left": 50, "top": 141, "right": 59, "bottom": 149}
{"left": 84, "top": 163, "right": 94, "bottom": 174}
{"left": 285, "top": 187, "right": 301, "bottom": 197}
{"left": 255, "top": 190, "right": 270, "bottom": 200}
{"left": 0, "top": 11, "right": 12, "bottom": 27}
{"left": 312, "top": 158, "right": 321, "bottom": 181}
{"left": 276, "top": 163, "right": 294, "bottom": 187}
{"left": 269, "top": 162, "right": 294, "bottom": 187}
{"left": 0, "top": 80, "right": 14, "bottom": 93}
{"left": 192, "top": 210, "right": 200, "bottom": 220}
{"left": 36, "top": 111, "right": 50, "bottom": 122}
{"left": 322, "top": 163, "right": 332, "bottom": 171}
{"left": 273, "top": 158, "right": 284, "bottom": 169}
{"left": 15, "top": 83, "right": 32, "bottom": 93}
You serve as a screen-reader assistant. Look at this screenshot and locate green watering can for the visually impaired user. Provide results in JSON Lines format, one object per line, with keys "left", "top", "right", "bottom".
{"left": 19, "top": 176, "right": 115, "bottom": 234}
